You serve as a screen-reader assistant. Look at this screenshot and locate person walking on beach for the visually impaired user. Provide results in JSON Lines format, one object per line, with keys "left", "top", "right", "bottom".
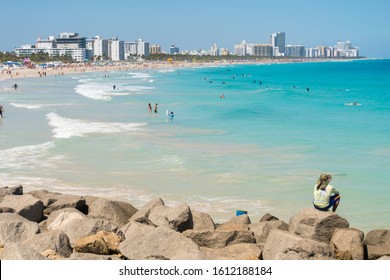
{"left": 0, "top": 105, "right": 4, "bottom": 118}
{"left": 313, "top": 174, "right": 340, "bottom": 212}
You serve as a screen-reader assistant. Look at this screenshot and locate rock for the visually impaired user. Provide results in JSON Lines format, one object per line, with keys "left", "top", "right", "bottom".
{"left": 44, "top": 194, "right": 87, "bottom": 215}
{"left": 0, "top": 207, "right": 15, "bottom": 213}
{"left": 148, "top": 203, "right": 193, "bottom": 232}
{"left": 217, "top": 214, "right": 251, "bottom": 231}
{"left": 200, "top": 243, "right": 261, "bottom": 260}
{"left": 288, "top": 208, "right": 349, "bottom": 243}
{"left": 263, "top": 229, "right": 334, "bottom": 260}
{"left": 129, "top": 198, "right": 164, "bottom": 224}
{"left": 0, "top": 213, "right": 40, "bottom": 244}
{"left": 183, "top": 229, "right": 255, "bottom": 249}
{"left": 249, "top": 220, "right": 289, "bottom": 245}
{"left": 73, "top": 231, "right": 122, "bottom": 255}
{"left": 22, "top": 230, "right": 72, "bottom": 258}
{"left": 192, "top": 210, "right": 216, "bottom": 231}
{"left": 330, "top": 228, "right": 365, "bottom": 260}
{"left": 46, "top": 208, "right": 118, "bottom": 244}
{"left": 87, "top": 198, "right": 138, "bottom": 227}
{"left": 68, "top": 252, "right": 121, "bottom": 260}
{"left": 0, "top": 243, "right": 47, "bottom": 260}
{"left": 0, "top": 194, "right": 44, "bottom": 222}
{"left": 259, "top": 213, "right": 279, "bottom": 222}
{"left": 0, "top": 185, "right": 23, "bottom": 200}
{"left": 365, "top": 229, "right": 390, "bottom": 260}
{"left": 41, "top": 249, "right": 64, "bottom": 260}
{"left": 27, "top": 189, "right": 62, "bottom": 208}
{"left": 119, "top": 221, "right": 202, "bottom": 260}
{"left": 73, "top": 235, "right": 110, "bottom": 255}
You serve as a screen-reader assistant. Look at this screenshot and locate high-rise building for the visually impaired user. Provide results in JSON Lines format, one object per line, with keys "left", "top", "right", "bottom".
{"left": 109, "top": 38, "right": 125, "bottom": 61}
{"left": 270, "top": 32, "right": 285, "bottom": 56}
{"left": 210, "top": 43, "right": 219, "bottom": 56}
{"left": 137, "top": 39, "right": 149, "bottom": 57}
{"left": 285, "top": 45, "right": 305, "bottom": 57}
{"left": 253, "top": 44, "right": 273, "bottom": 57}
{"left": 93, "top": 36, "right": 109, "bottom": 60}
{"left": 234, "top": 40, "right": 247, "bottom": 56}
{"left": 170, "top": 45, "right": 179, "bottom": 55}
{"left": 149, "top": 44, "right": 161, "bottom": 54}
{"left": 56, "top": 32, "right": 86, "bottom": 49}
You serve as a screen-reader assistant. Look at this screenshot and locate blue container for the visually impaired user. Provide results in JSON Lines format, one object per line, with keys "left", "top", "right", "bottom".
{"left": 236, "top": 210, "right": 247, "bottom": 216}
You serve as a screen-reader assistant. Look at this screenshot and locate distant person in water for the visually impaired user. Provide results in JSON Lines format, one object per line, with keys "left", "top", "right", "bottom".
{"left": 313, "top": 174, "right": 340, "bottom": 212}
{"left": 154, "top": 103, "right": 158, "bottom": 113}
{"left": 0, "top": 104, "right": 4, "bottom": 118}
{"left": 13, "top": 83, "right": 18, "bottom": 90}
{"left": 148, "top": 103, "right": 152, "bottom": 112}
{"left": 113, "top": 85, "right": 116, "bottom": 90}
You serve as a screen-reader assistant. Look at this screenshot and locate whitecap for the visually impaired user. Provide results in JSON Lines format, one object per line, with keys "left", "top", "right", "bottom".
{"left": 46, "top": 112, "right": 147, "bottom": 139}
{"left": 10, "top": 103, "right": 43, "bottom": 109}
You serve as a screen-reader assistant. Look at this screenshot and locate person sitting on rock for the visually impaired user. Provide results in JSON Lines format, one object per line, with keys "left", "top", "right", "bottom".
{"left": 313, "top": 173, "right": 340, "bottom": 212}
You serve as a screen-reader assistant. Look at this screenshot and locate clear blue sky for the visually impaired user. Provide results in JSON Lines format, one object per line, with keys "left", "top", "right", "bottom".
{"left": 1, "top": 0, "right": 389, "bottom": 58}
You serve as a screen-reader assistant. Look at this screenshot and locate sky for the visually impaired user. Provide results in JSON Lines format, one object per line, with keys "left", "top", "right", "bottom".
{"left": 1, "top": 0, "right": 389, "bottom": 58}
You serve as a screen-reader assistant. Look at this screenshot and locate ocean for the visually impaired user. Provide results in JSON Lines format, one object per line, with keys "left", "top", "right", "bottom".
{"left": 1, "top": 59, "right": 389, "bottom": 232}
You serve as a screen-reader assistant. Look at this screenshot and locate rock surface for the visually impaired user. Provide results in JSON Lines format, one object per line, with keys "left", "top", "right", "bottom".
{"left": 0, "top": 185, "right": 389, "bottom": 260}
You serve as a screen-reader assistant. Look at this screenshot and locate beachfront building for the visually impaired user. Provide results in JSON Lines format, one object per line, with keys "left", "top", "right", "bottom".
{"left": 334, "top": 40, "right": 359, "bottom": 57}
{"left": 234, "top": 40, "right": 247, "bottom": 56}
{"left": 285, "top": 45, "right": 305, "bottom": 57}
{"left": 137, "top": 39, "right": 149, "bottom": 57}
{"left": 92, "top": 36, "right": 109, "bottom": 60}
{"left": 253, "top": 44, "right": 273, "bottom": 57}
{"left": 270, "top": 32, "right": 285, "bottom": 56}
{"left": 210, "top": 43, "right": 219, "bottom": 56}
{"left": 220, "top": 48, "right": 230, "bottom": 56}
{"left": 170, "top": 45, "right": 179, "bottom": 55}
{"left": 109, "top": 38, "right": 125, "bottom": 61}
{"left": 149, "top": 44, "right": 161, "bottom": 54}
{"left": 124, "top": 39, "right": 150, "bottom": 58}
{"left": 36, "top": 36, "right": 56, "bottom": 49}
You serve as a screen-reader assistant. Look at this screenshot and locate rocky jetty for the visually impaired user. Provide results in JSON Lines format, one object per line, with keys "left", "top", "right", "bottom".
{"left": 0, "top": 185, "right": 389, "bottom": 260}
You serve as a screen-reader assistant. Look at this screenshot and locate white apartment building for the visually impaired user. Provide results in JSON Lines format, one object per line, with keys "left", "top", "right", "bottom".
{"left": 149, "top": 44, "right": 161, "bottom": 54}
{"left": 253, "top": 44, "right": 273, "bottom": 57}
{"left": 92, "top": 36, "right": 109, "bottom": 60}
{"left": 109, "top": 38, "right": 125, "bottom": 61}
{"left": 234, "top": 40, "right": 247, "bottom": 56}
{"left": 124, "top": 39, "right": 149, "bottom": 58}
{"left": 285, "top": 45, "right": 305, "bottom": 57}
{"left": 210, "top": 43, "right": 219, "bottom": 56}
{"left": 270, "top": 32, "right": 285, "bottom": 56}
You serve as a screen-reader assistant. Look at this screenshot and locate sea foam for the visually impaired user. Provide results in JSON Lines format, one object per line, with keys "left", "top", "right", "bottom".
{"left": 46, "top": 112, "right": 147, "bottom": 139}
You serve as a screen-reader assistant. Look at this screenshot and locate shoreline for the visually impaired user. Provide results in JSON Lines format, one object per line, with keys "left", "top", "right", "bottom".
{"left": 0, "top": 57, "right": 372, "bottom": 82}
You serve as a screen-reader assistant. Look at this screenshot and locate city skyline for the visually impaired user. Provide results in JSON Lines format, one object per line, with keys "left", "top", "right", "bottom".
{"left": 1, "top": 0, "right": 389, "bottom": 58}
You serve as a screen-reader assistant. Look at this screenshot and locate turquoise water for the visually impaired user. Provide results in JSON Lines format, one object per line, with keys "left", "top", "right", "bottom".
{"left": 1, "top": 59, "right": 389, "bottom": 232}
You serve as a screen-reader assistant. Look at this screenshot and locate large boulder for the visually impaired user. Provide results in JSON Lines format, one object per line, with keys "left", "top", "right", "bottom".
{"left": 192, "top": 210, "right": 215, "bottom": 231}
{"left": 44, "top": 194, "right": 87, "bottom": 215}
{"left": 0, "top": 194, "right": 44, "bottom": 222}
{"left": 288, "top": 208, "right": 349, "bottom": 243}
{"left": 183, "top": 229, "right": 255, "bottom": 249}
{"left": 73, "top": 231, "right": 123, "bottom": 255}
{"left": 119, "top": 221, "right": 202, "bottom": 260}
{"left": 27, "top": 189, "right": 62, "bottom": 208}
{"left": 365, "top": 229, "right": 390, "bottom": 260}
{"left": 22, "top": 230, "right": 72, "bottom": 258}
{"left": 0, "top": 185, "right": 23, "bottom": 200}
{"left": 200, "top": 243, "right": 261, "bottom": 260}
{"left": 46, "top": 208, "right": 118, "bottom": 244}
{"left": 148, "top": 203, "right": 193, "bottom": 232}
{"left": 0, "top": 213, "right": 40, "bottom": 244}
{"left": 249, "top": 220, "right": 289, "bottom": 245}
{"left": 129, "top": 198, "right": 164, "bottom": 224}
{"left": 87, "top": 198, "right": 138, "bottom": 227}
{"left": 263, "top": 229, "right": 334, "bottom": 260}
{"left": 330, "top": 228, "right": 365, "bottom": 260}
{"left": 0, "top": 243, "right": 47, "bottom": 260}
{"left": 217, "top": 214, "right": 251, "bottom": 231}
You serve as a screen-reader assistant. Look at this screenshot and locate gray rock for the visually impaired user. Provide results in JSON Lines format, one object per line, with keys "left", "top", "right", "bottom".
{"left": 0, "top": 243, "right": 47, "bottom": 260}
{"left": 0, "top": 213, "right": 40, "bottom": 244}
{"left": 259, "top": 213, "right": 279, "bottom": 222}
{"left": 288, "top": 208, "right": 349, "bottom": 243}
{"left": 365, "top": 229, "right": 390, "bottom": 260}
{"left": 192, "top": 210, "right": 215, "bottom": 231}
{"left": 0, "top": 185, "right": 23, "bottom": 200}
{"left": 22, "top": 230, "right": 72, "bottom": 258}
{"left": 44, "top": 194, "right": 87, "bottom": 215}
{"left": 263, "top": 229, "right": 334, "bottom": 260}
{"left": 47, "top": 208, "right": 118, "bottom": 244}
{"left": 331, "top": 228, "right": 365, "bottom": 260}
{"left": 119, "top": 221, "right": 202, "bottom": 260}
{"left": 249, "top": 220, "right": 289, "bottom": 245}
{"left": 68, "top": 252, "right": 121, "bottom": 260}
{"left": 183, "top": 229, "right": 255, "bottom": 249}
{"left": 0, "top": 194, "right": 44, "bottom": 222}
{"left": 87, "top": 198, "right": 138, "bottom": 227}
{"left": 129, "top": 198, "right": 164, "bottom": 224}
{"left": 27, "top": 189, "right": 62, "bottom": 208}
{"left": 148, "top": 203, "right": 193, "bottom": 232}
{"left": 200, "top": 243, "right": 261, "bottom": 260}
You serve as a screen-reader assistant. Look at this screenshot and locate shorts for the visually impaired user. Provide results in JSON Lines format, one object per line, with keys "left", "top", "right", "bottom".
{"left": 313, "top": 194, "right": 340, "bottom": 211}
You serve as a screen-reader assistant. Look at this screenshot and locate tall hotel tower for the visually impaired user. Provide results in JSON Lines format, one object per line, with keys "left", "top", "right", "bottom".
{"left": 270, "top": 32, "right": 286, "bottom": 56}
